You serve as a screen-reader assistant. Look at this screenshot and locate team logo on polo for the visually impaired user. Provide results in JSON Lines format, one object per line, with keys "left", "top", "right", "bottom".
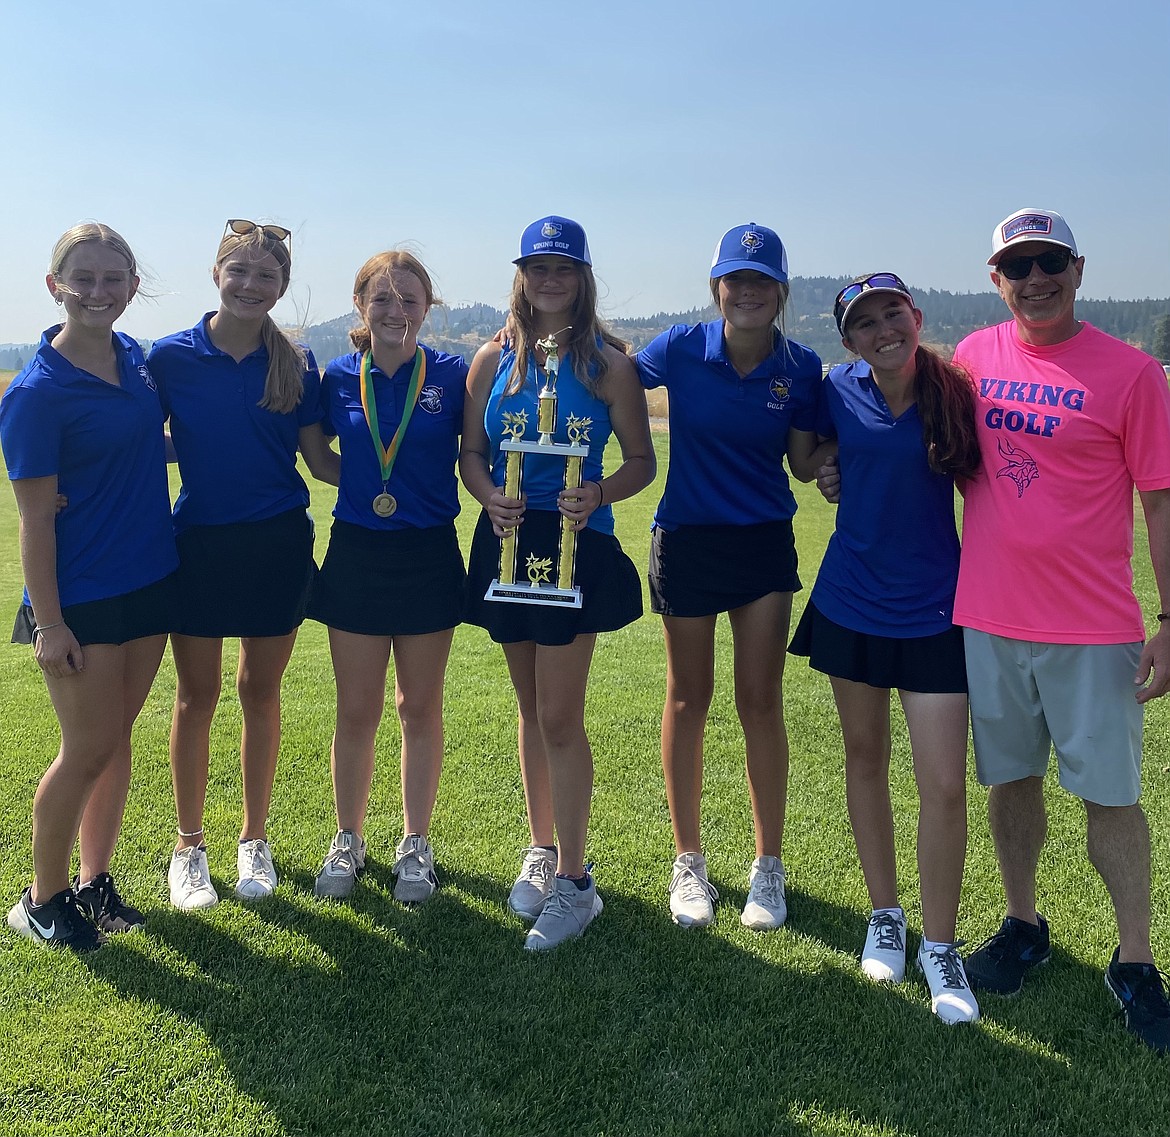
{"left": 768, "top": 376, "right": 791, "bottom": 408}
{"left": 138, "top": 365, "right": 156, "bottom": 391}
{"left": 995, "top": 436, "right": 1039, "bottom": 496}
{"left": 419, "top": 385, "right": 443, "bottom": 414}
{"left": 741, "top": 231, "right": 764, "bottom": 253}
{"left": 541, "top": 221, "right": 562, "bottom": 239}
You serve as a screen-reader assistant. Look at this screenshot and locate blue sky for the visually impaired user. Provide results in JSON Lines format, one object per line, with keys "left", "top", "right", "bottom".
{"left": 2, "top": 0, "right": 1166, "bottom": 344}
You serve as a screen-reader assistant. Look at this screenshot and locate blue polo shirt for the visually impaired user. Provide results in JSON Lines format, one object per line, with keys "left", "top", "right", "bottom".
{"left": 320, "top": 345, "right": 466, "bottom": 531}
{"left": 634, "top": 321, "right": 820, "bottom": 528}
{"left": 810, "top": 361, "right": 960, "bottom": 637}
{"left": 485, "top": 349, "right": 616, "bottom": 537}
{"left": 148, "top": 315, "right": 323, "bottom": 532}
{"left": 0, "top": 327, "right": 178, "bottom": 607}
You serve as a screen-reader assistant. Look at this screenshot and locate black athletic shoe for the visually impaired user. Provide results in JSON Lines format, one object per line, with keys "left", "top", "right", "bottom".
{"left": 965, "top": 914, "right": 1051, "bottom": 995}
{"left": 74, "top": 872, "right": 145, "bottom": 934}
{"left": 7, "top": 886, "right": 106, "bottom": 952}
{"left": 1106, "top": 948, "right": 1170, "bottom": 1054}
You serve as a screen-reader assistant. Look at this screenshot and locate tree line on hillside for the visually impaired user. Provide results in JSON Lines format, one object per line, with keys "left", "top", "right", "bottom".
{"left": 2, "top": 290, "right": 1168, "bottom": 372}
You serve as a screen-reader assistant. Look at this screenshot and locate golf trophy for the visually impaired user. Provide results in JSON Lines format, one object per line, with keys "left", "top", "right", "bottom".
{"left": 484, "top": 330, "right": 590, "bottom": 608}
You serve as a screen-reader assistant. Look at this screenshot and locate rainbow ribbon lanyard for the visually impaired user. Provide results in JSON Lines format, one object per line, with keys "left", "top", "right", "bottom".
{"left": 359, "top": 348, "right": 427, "bottom": 486}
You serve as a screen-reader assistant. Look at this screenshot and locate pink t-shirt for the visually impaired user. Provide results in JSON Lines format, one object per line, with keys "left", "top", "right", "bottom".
{"left": 954, "top": 321, "right": 1170, "bottom": 644}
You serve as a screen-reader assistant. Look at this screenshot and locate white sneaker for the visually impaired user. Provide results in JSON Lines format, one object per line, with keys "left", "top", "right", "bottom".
{"left": 741, "top": 855, "right": 787, "bottom": 929}
{"left": 169, "top": 845, "right": 219, "bottom": 910}
{"left": 524, "top": 874, "right": 603, "bottom": 951}
{"left": 313, "top": 830, "right": 366, "bottom": 900}
{"left": 235, "top": 838, "right": 277, "bottom": 900}
{"left": 862, "top": 908, "right": 907, "bottom": 983}
{"left": 392, "top": 834, "right": 437, "bottom": 903}
{"left": 669, "top": 852, "right": 718, "bottom": 928}
{"left": 508, "top": 846, "right": 557, "bottom": 921}
{"left": 918, "top": 942, "right": 980, "bottom": 1024}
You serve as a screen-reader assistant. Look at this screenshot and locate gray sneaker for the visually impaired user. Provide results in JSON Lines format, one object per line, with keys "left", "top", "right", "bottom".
{"left": 392, "top": 834, "right": 437, "bottom": 903}
{"left": 524, "top": 874, "right": 603, "bottom": 951}
{"left": 669, "top": 852, "right": 718, "bottom": 928}
{"left": 741, "top": 855, "right": 787, "bottom": 929}
{"left": 313, "top": 830, "right": 366, "bottom": 899}
{"left": 508, "top": 846, "right": 557, "bottom": 921}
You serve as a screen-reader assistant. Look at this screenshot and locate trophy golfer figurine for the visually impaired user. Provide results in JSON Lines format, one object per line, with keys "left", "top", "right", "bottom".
{"left": 485, "top": 327, "right": 589, "bottom": 607}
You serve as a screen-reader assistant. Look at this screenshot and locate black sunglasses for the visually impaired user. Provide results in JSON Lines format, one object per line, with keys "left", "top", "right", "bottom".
{"left": 224, "top": 219, "right": 292, "bottom": 245}
{"left": 997, "top": 248, "right": 1074, "bottom": 281}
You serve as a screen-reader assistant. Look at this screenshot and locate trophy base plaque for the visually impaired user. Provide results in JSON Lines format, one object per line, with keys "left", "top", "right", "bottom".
{"left": 484, "top": 579, "right": 583, "bottom": 608}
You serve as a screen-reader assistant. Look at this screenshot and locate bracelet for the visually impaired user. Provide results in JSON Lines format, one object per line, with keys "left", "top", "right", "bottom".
{"left": 33, "top": 621, "right": 64, "bottom": 636}
{"left": 592, "top": 480, "right": 605, "bottom": 506}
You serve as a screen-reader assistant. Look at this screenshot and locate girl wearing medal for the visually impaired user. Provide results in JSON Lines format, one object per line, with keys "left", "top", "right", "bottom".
{"left": 2, "top": 223, "right": 178, "bottom": 951}
{"left": 309, "top": 250, "right": 468, "bottom": 904}
{"left": 461, "top": 215, "right": 655, "bottom": 951}
{"left": 148, "top": 220, "right": 337, "bottom": 912}
{"left": 632, "top": 223, "right": 824, "bottom": 933}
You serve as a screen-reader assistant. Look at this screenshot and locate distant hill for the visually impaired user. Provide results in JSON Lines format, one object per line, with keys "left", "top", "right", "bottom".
{"left": 298, "top": 279, "right": 1170, "bottom": 367}
{"left": 2, "top": 282, "right": 1166, "bottom": 371}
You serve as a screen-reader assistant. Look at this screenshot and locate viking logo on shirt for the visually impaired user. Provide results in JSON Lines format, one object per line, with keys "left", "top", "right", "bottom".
{"left": 419, "top": 385, "right": 443, "bottom": 414}
{"left": 768, "top": 376, "right": 791, "bottom": 409}
{"left": 138, "top": 365, "right": 157, "bottom": 392}
{"left": 995, "top": 436, "right": 1039, "bottom": 497}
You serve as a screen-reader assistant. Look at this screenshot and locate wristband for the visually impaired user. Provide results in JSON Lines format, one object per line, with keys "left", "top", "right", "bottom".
{"left": 33, "top": 621, "right": 64, "bottom": 636}
{"left": 593, "top": 480, "right": 605, "bottom": 506}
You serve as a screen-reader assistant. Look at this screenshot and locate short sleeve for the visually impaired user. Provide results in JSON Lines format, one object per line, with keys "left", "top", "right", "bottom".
{"left": 0, "top": 385, "right": 61, "bottom": 481}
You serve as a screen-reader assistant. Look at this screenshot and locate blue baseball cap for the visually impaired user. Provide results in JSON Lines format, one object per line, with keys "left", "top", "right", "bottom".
{"left": 514, "top": 215, "right": 592, "bottom": 266}
{"left": 710, "top": 223, "right": 788, "bottom": 283}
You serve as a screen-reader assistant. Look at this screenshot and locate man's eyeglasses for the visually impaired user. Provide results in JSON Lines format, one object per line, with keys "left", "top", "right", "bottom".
{"left": 224, "top": 219, "right": 292, "bottom": 246}
{"left": 996, "top": 248, "right": 1074, "bottom": 281}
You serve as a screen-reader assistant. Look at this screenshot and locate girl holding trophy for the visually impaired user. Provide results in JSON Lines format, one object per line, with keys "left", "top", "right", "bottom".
{"left": 461, "top": 215, "right": 654, "bottom": 950}
{"left": 633, "top": 223, "right": 824, "bottom": 932}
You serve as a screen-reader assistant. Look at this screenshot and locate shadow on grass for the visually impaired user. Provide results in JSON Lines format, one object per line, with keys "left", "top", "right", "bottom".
{"left": 84, "top": 870, "right": 1167, "bottom": 1137}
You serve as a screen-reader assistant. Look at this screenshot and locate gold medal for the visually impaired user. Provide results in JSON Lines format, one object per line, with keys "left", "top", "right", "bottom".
{"left": 372, "top": 492, "right": 397, "bottom": 518}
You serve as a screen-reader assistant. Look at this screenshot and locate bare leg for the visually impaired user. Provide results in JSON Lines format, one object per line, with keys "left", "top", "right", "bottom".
{"left": 987, "top": 776, "right": 1047, "bottom": 924}
{"left": 900, "top": 690, "right": 969, "bottom": 944}
{"left": 236, "top": 631, "right": 298, "bottom": 841}
{"left": 169, "top": 634, "right": 224, "bottom": 850}
{"left": 531, "top": 635, "right": 597, "bottom": 877}
{"left": 728, "top": 592, "right": 793, "bottom": 858}
{"left": 1085, "top": 800, "right": 1154, "bottom": 964}
{"left": 830, "top": 677, "right": 897, "bottom": 910}
{"left": 77, "top": 635, "right": 167, "bottom": 883}
{"left": 504, "top": 642, "right": 554, "bottom": 847}
{"left": 392, "top": 629, "right": 454, "bottom": 836}
{"left": 660, "top": 615, "right": 716, "bottom": 855}
{"left": 328, "top": 628, "right": 391, "bottom": 837}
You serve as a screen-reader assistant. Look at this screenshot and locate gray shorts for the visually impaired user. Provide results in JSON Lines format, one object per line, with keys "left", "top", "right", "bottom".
{"left": 963, "top": 629, "right": 1144, "bottom": 807}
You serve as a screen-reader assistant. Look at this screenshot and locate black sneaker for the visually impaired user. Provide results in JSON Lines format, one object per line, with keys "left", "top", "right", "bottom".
{"left": 6, "top": 886, "right": 106, "bottom": 952}
{"left": 74, "top": 872, "right": 145, "bottom": 934}
{"left": 1105, "top": 948, "right": 1170, "bottom": 1054}
{"left": 965, "top": 914, "right": 1051, "bottom": 994}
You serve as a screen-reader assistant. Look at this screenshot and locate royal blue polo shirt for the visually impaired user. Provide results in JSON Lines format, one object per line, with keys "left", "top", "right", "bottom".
{"left": 810, "top": 361, "right": 960, "bottom": 637}
{"left": 148, "top": 315, "right": 323, "bottom": 532}
{"left": 0, "top": 328, "right": 177, "bottom": 607}
{"left": 634, "top": 321, "right": 820, "bottom": 529}
{"left": 320, "top": 346, "right": 467, "bottom": 531}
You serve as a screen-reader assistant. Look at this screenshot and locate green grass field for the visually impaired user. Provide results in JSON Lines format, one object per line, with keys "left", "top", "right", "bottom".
{"left": 0, "top": 434, "right": 1167, "bottom": 1137}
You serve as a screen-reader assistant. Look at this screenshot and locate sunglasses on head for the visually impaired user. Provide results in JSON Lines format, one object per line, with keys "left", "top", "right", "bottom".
{"left": 996, "top": 247, "right": 1074, "bottom": 281}
{"left": 833, "top": 273, "right": 912, "bottom": 331}
{"left": 224, "top": 219, "right": 292, "bottom": 246}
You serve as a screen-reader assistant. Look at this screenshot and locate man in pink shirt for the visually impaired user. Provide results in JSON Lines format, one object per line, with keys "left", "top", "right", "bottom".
{"left": 956, "top": 208, "right": 1170, "bottom": 1053}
